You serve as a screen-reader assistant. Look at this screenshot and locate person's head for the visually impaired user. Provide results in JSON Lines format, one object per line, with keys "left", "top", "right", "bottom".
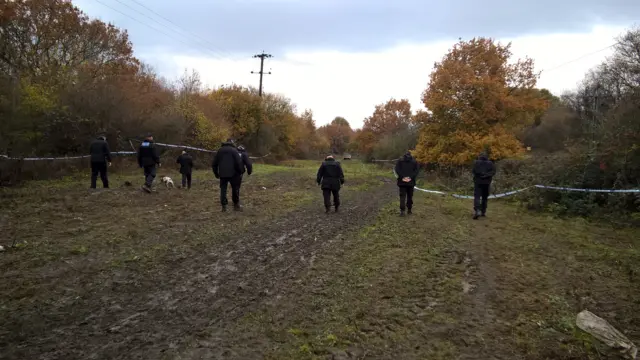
{"left": 404, "top": 150, "right": 412, "bottom": 157}
{"left": 145, "top": 133, "right": 153, "bottom": 141}
{"left": 182, "top": 149, "right": 188, "bottom": 155}
{"left": 97, "top": 135, "right": 106, "bottom": 141}
{"left": 325, "top": 155, "right": 334, "bottom": 161}
{"left": 226, "top": 138, "right": 235, "bottom": 144}
{"left": 478, "top": 152, "right": 488, "bottom": 161}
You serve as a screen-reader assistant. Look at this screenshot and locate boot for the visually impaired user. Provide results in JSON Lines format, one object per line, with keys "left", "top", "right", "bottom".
{"left": 233, "top": 204, "right": 243, "bottom": 212}
{"left": 473, "top": 209, "right": 481, "bottom": 220}
{"left": 325, "top": 206, "right": 331, "bottom": 214}
{"left": 400, "top": 209, "right": 405, "bottom": 217}
{"left": 481, "top": 211, "right": 486, "bottom": 217}
{"left": 334, "top": 206, "right": 339, "bottom": 213}
{"left": 407, "top": 208, "right": 412, "bottom": 215}
{"left": 222, "top": 205, "right": 227, "bottom": 212}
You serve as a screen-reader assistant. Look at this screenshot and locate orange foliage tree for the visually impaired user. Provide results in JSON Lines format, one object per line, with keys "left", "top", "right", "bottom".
{"left": 414, "top": 37, "right": 548, "bottom": 165}
{"left": 357, "top": 98, "right": 414, "bottom": 158}
{"left": 317, "top": 116, "right": 354, "bottom": 154}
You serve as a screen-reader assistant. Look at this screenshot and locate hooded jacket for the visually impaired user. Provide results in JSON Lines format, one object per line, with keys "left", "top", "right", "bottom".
{"left": 138, "top": 139, "right": 160, "bottom": 167}
{"left": 176, "top": 152, "right": 194, "bottom": 174}
{"left": 89, "top": 137, "right": 112, "bottom": 163}
{"left": 316, "top": 157, "right": 345, "bottom": 190}
{"left": 212, "top": 141, "right": 243, "bottom": 178}
{"left": 472, "top": 154, "right": 496, "bottom": 184}
{"left": 394, "top": 152, "right": 419, "bottom": 187}
{"left": 238, "top": 147, "right": 253, "bottom": 176}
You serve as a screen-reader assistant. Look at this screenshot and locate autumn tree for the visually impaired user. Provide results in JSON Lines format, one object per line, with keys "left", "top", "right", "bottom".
{"left": 357, "top": 98, "right": 415, "bottom": 159}
{"left": 414, "top": 37, "right": 548, "bottom": 165}
{"left": 318, "top": 116, "right": 353, "bottom": 154}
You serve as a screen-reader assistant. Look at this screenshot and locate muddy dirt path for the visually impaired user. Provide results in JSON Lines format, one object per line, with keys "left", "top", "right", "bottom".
{"left": 6, "top": 183, "right": 396, "bottom": 360}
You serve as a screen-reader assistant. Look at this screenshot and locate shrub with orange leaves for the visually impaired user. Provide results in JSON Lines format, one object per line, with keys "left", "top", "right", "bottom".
{"left": 414, "top": 37, "right": 548, "bottom": 165}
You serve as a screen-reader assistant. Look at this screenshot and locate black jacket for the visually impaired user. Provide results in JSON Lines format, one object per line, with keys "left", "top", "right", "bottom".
{"left": 394, "top": 153, "right": 419, "bottom": 187}
{"left": 212, "top": 142, "right": 243, "bottom": 178}
{"left": 239, "top": 149, "right": 253, "bottom": 176}
{"left": 89, "top": 138, "right": 112, "bottom": 163}
{"left": 176, "top": 153, "right": 194, "bottom": 174}
{"left": 472, "top": 155, "right": 496, "bottom": 184}
{"left": 138, "top": 140, "right": 160, "bottom": 167}
{"left": 316, "top": 158, "right": 345, "bottom": 191}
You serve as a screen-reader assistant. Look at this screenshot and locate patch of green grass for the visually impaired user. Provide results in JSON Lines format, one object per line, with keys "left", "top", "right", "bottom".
{"left": 228, "top": 202, "right": 468, "bottom": 359}
{"left": 224, "top": 189, "right": 640, "bottom": 359}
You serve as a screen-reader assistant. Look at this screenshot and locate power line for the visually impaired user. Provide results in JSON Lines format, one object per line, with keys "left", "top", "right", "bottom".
{"left": 92, "top": 0, "right": 231, "bottom": 61}
{"left": 109, "top": 0, "right": 230, "bottom": 61}
{"left": 251, "top": 52, "right": 272, "bottom": 97}
{"left": 540, "top": 43, "right": 617, "bottom": 74}
{"left": 124, "top": 0, "right": 242, "bottom": 61}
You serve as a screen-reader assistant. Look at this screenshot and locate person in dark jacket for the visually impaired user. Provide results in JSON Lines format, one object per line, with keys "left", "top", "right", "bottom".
{"left": 472, "top": 152, "right": 496, "bottom": 219}
{"left": 138, "top": 134, "right": 161, "bottom": 192}
{"left": 89, "top": 135, "right": 112, "bottom": 189}
{"left": 237, "top": 145, "right": 252, "bottom": 194}
{"left": 212, "top": 139, "right": 244, "bottom": 211}
{"left": 176, "top": 149, "right": 194, "bottom": 189}
{"left": 394, "top": 151, "right": 419, "bottom": 216}
{"left": 316, "top": 155, "right": 345, "bottom": 213}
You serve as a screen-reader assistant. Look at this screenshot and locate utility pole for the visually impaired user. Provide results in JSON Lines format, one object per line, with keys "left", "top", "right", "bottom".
{"left": 251, "top": 51, "right": 272, "bottom": 96}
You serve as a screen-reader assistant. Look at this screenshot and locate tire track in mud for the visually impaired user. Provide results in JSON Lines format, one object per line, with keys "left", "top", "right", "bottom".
{"left": 85, "top": 183, "right": 396, "bottom": 360}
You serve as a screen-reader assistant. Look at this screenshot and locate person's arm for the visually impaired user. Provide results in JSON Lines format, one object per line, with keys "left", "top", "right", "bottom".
{"left": 394, "top": 160, "right": 400, "bottom": 179}
{"left": 137, "top": 147, "right": 143, "bottom": 167}
{"left": 152, "top": 145, "right": 160, "bottom": 165}
{"left": 412, "top": 161, "right": 419, "bottom": 182}
{"left": 487, "top": 161, "right": 496, "bottom": 178}
{"left": 176, "top": 155, "right": 181, "bottom": 164}
{"left": 234, "top": 151, "right": 243, "bottom": 175}
{"left": 104, "top": 142, "right": 112, "bottom": 163}
{"left": 188, "top": 156, "right": 194, "bottom": 168}
{"left": 244, "top": 153, "right": 253, "bottom": 175}
{"left": 316, "top": 164, "right": 324, "bottom": 185}
{"left": 338, "top": 163, "right": 345, "bottom": 184}
{"left": 212, "top": 153, "right": 220, "bottom": 178}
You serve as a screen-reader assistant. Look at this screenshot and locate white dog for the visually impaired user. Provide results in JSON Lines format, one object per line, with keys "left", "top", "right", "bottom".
{"left": 161, "top": 176, "right": 174, "bottom": 189}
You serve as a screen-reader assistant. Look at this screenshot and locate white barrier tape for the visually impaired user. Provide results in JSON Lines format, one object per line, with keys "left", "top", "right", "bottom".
{"left": 534, "top": 185, "right": 640, "bottom": 193}
{"left": 154, "top": 142, "right": 215, "bottom": 153}
{"left": 0, "top": 151, "right": 137, "bottom": 161}
{"left": 130, "top": 139, "right": 269, "bottom": 159}
{"left": 414, "top": 184, "right": 640, "bottom": 199}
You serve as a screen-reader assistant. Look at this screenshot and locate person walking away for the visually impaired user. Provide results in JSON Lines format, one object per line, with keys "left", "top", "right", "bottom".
{"left": 212, "top": 139, "right": 244, "bottom": 211}
{"left": 394, "top": 151, "right": 419, "bottom": 216}
{"left": 316, "top": 155, "right": 345, "bottom": 213}
{"left": 472, "top": 153, "right": 496, "bottom": 219}
{"left": 138, "top": 134, "right": 161, "bottom": 193}
{"left": 237, "top": 145, "right": 253, "bottom": 195}
{"left": 89, "top": 135, "right": 112, "bottom": 189}
{"left": 176, "top": 149, "right": 194, "bottom": 189}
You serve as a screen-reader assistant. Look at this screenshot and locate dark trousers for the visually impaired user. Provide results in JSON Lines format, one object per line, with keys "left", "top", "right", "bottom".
{"left": 322, "top": 189, "right": 340, "bottom": 209}
{"left": 181, "top": 172, "right": 192, "bottom": 188}
{"left": 474, "top": 183, "right": 490, "bottom": 213}
{"left": 220, "top": 176, "right": 241, "bottom": 206}
{"left": 90, "top": 162, "right": 109, "bottom": 188}
{"left": 399, "top": 186, "right": 414, "bottom": 210}
{"left": 143, "top": 165, "right": 157, "bottom": 187}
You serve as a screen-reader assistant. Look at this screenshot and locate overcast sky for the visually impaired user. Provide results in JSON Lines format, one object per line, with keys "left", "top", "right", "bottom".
{"left": 74, "top": 0, "right": 638, "bottom": 127}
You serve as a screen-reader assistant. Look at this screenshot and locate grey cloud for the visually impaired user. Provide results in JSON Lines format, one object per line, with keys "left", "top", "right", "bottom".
{"left": 76, "top": 0, "right": 639, "bottom": 57}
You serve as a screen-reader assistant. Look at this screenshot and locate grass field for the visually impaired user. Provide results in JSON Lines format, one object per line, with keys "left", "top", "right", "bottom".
{"left": 1, "top": 160, "right": 639, "bottom": 359}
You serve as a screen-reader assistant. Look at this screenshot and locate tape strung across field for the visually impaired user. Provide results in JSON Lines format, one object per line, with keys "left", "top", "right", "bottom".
{"left": 0, "top": 141, "right": 271, "bottom": 161}
{"left": 413, "top": 184, "right": 640, "bottom": 199}
{"left": 129, "top": 139, "right": 270, "bottom": 159}
{"left": 0, "top": 152, "right": 137, "bottom": 161}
